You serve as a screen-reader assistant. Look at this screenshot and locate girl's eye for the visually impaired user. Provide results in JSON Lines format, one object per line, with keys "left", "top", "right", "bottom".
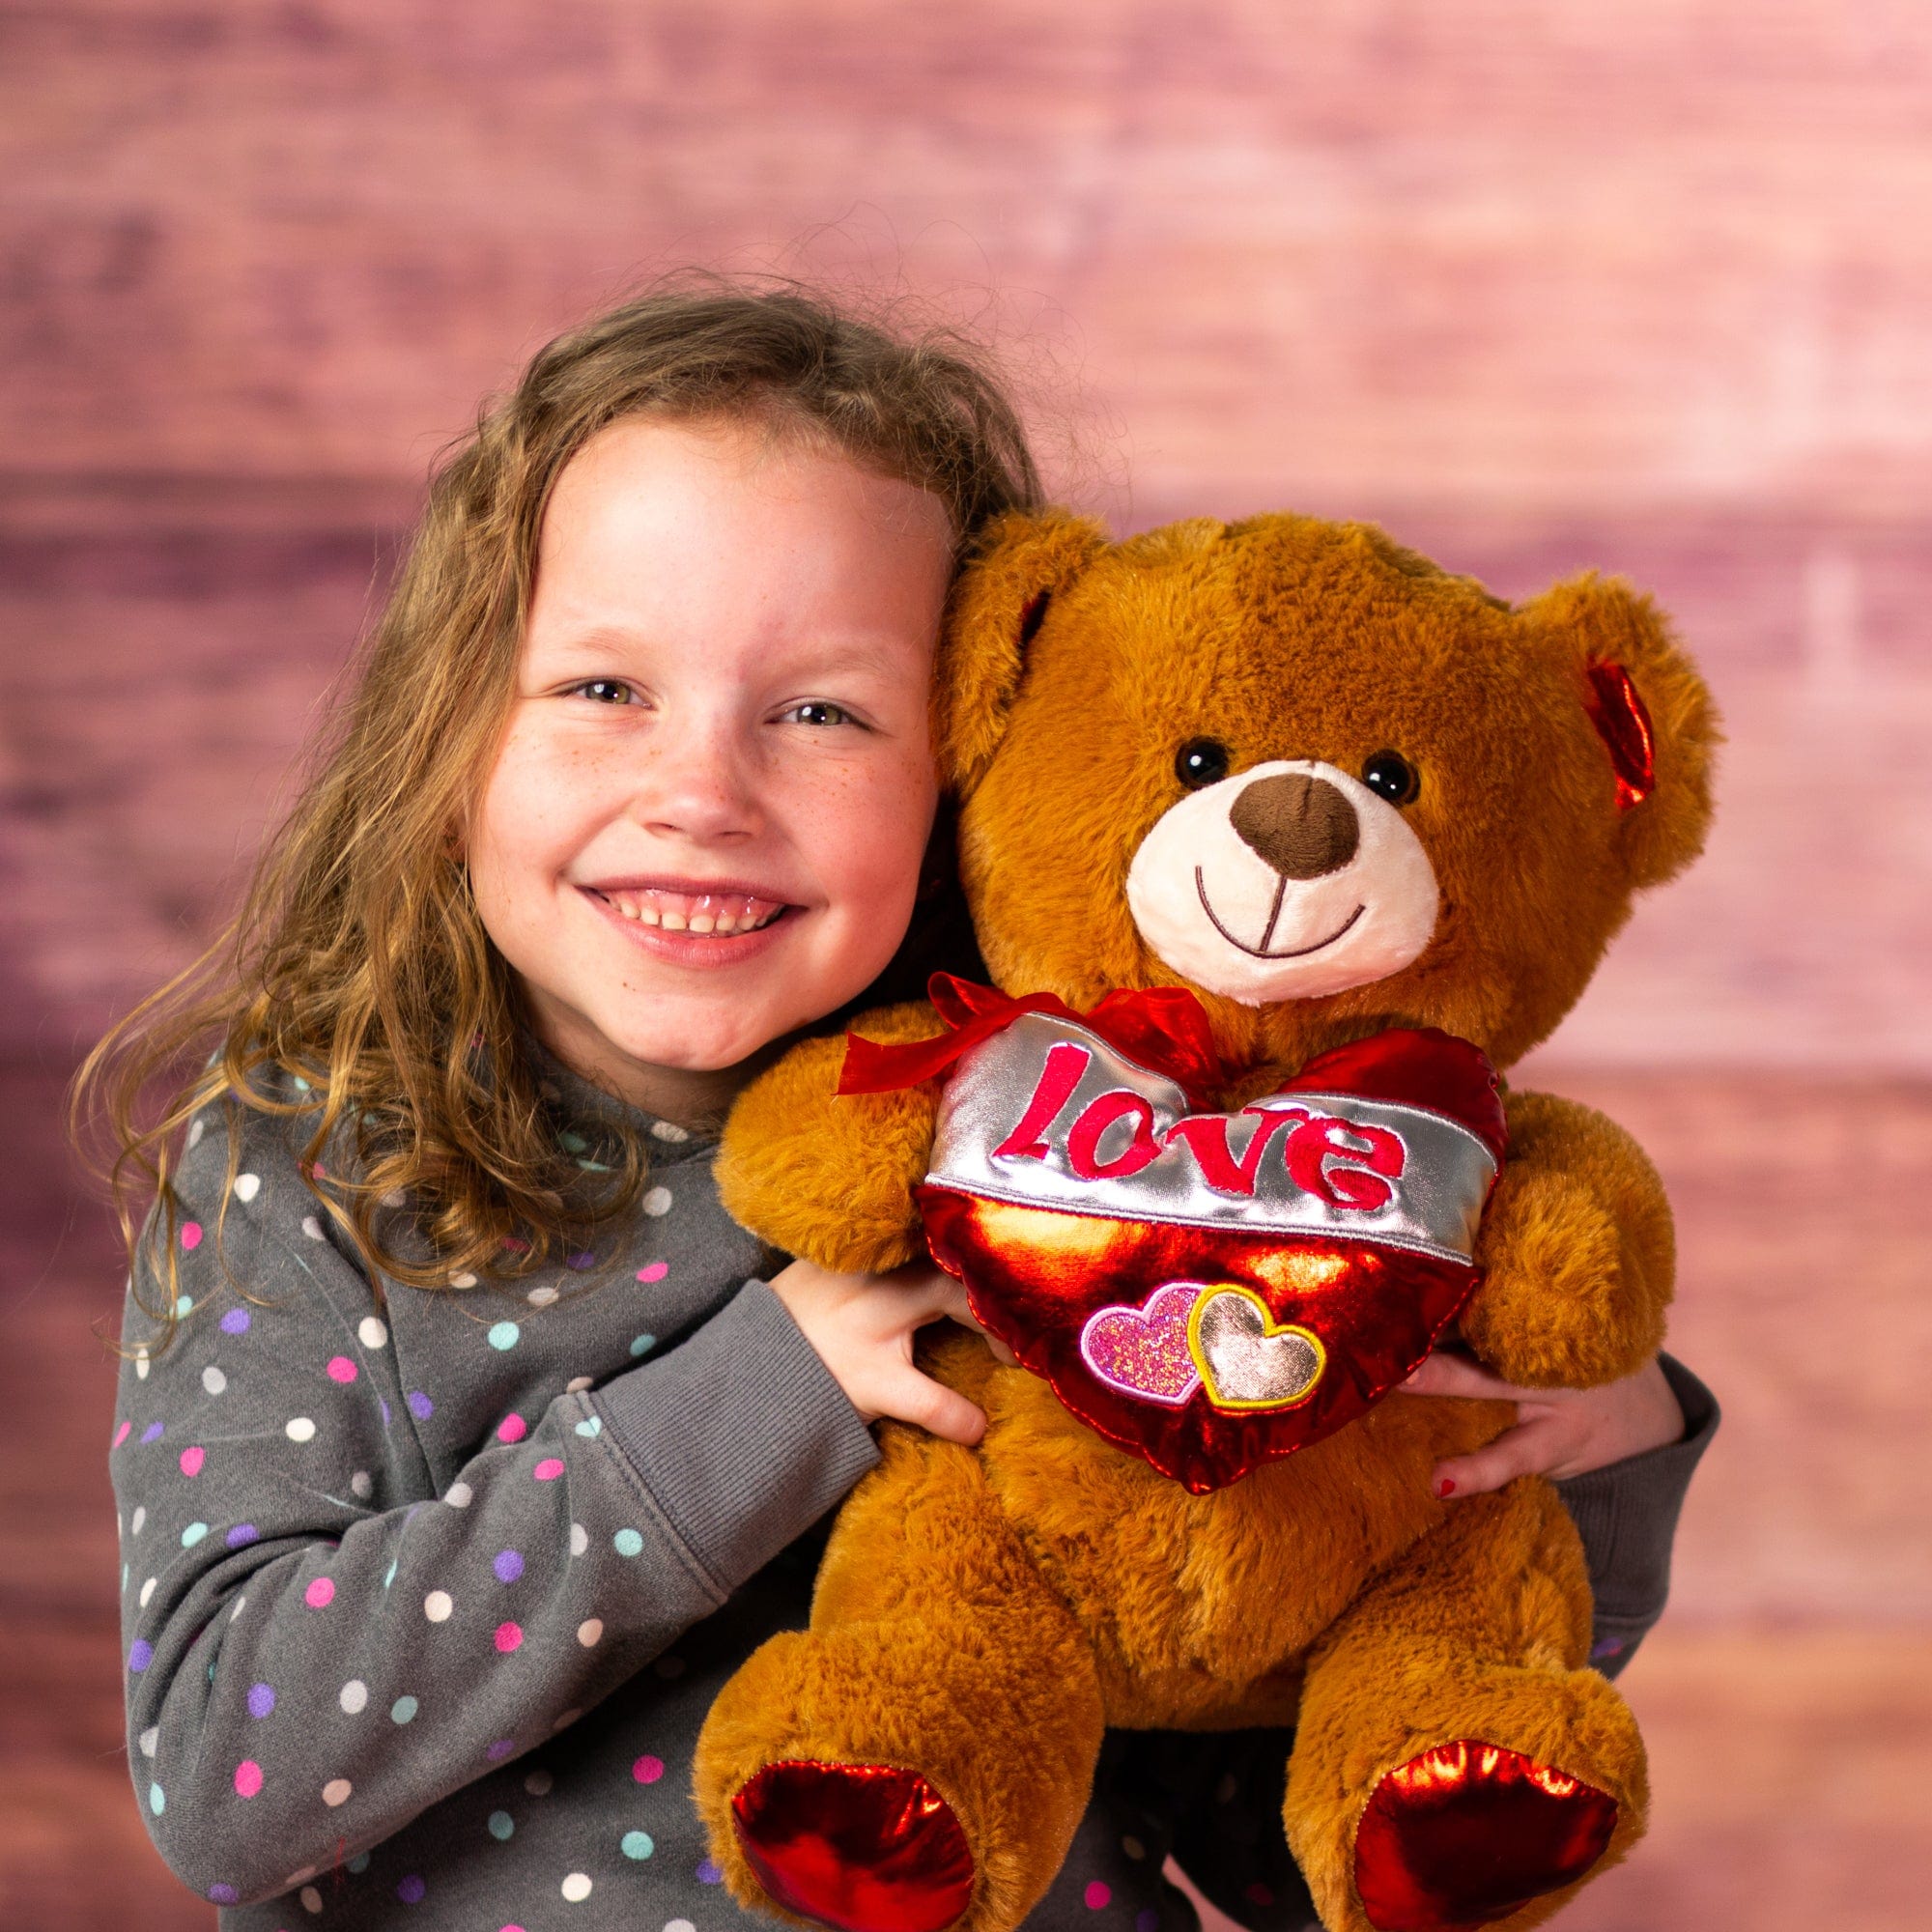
{"left": 784, "top": 700, "right": 854, "bottom": 727}
{"left": 574, "top": 679, "right": 634, "bottom": 705}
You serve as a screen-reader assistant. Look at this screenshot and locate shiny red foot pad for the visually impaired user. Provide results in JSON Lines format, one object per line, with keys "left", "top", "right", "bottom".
{"left": 1353, "top": 1740, "right": 1618, "bottom": 1930}
{"left": 731, "top": 1759, "right": 976, "bottom": 1932}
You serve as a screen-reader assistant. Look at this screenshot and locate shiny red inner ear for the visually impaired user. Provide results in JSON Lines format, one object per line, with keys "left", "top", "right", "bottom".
{"left": 1583, "top": 661, "right": 1655, "bottom": 810}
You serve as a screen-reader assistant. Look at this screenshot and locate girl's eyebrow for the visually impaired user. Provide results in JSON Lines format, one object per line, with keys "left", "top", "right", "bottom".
{"left": 536, "top": 625, "right": 925, "bottom": 685}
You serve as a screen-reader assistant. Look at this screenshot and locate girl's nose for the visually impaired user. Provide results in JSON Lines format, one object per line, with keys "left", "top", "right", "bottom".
{"left": 628, "top": 718, "right": 765, "bottom": 844}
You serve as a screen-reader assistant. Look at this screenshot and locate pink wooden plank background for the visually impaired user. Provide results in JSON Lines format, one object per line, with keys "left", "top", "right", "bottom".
{"left": 2, "top": 5, "right": 1927, "bottom": 1929}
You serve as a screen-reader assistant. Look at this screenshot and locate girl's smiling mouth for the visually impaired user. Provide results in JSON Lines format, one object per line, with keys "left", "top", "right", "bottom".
{"left": 579, "top": 877, "right": 801, "bottom": 953}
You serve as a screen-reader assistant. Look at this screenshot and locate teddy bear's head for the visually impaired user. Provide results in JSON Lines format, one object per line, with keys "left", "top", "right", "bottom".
{"left": 936, "top": 510, "right": 1718, "bottom": 1076}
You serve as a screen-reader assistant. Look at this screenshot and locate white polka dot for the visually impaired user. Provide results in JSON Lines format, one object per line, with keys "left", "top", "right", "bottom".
{"left": 351, "top": 1470, "right": 373, "bottom": 1499}
{"left": 202, "top": 1365, "right": 227, "bottom": 1395}
{"left": 322, "top": 1777, "right": 352, "bottom": 1806}
{"left": 231, "top": 1596, "right": 247, "bottom": 1620}
{"left": 300, "top": 1884, "right": 323, "bottom": 1914}
{"left": 301, "top": 1215, "right": 325, "bottom": 1241}
{"left": 381, "top": 1187, "right": 406, "bottom": 1208}
{"left": 357, "top": 1316, "right": 388, "bottom": 1349}
{"left": 339, "top": 1679, "right": 368, "bottom": 1714}
{"left": 286, "top": 1416, "right": 316, "bottom": 1442}
{"left": 139, "top": 1577, "right": 156, "bottom": 1607}
{"left": 526, "top": 1284, "right": 558, "bottom": 1308}
{"left": 138, "top": 1725, "right": 158, "bottom": 1757}
{"left": 561, "top": 1871, "right": 592, "bottom": 1902}
{"left": 577, "top": 1618, "right": 603, "bottom": 1647}
{"left": 666, "top": 1919, "right": 696, "bottom": 1932}
{"left": 423, "top": 1590, "right": 453, "bottom": 1623}
{"left": 565, "top": 1375, "right": 593, "bottom": 1393}
{"left": 188, "top": 1118, "right": 206, "bottom": 1149}
{"left": 134, "top": 1346, "right": 151, "bottom": 1380}
{"left": 552, "top": 1707, "right": 582, "bottom": 1732}
{"left": 130, "top": 1506, "right": 146, "bottom": 1535}
{"left": 568, "top": 1522, "right": 587, "bottom": 1556}
{"left": 641, "top": 1185, "right": 673, "bottom": 1216}
{"left": 525, "top": 1767, "right": 554, "bottom": 1796}
{"left": 232, "top": 1172, "right": 261, "bottom": 1204}
{"left": 449, "top": 1271, "right": 478, "bottom": 1289}
{"left": 444, "top": 1482, "right": 472, "bottom": 1508}
{"left": 649, "top": 1121, "right": 690, "bottom": 1143}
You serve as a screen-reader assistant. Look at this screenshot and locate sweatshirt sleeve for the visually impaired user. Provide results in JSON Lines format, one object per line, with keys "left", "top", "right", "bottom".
{"left": 109, "top": 1096, "right": 878, "bottom": 1910}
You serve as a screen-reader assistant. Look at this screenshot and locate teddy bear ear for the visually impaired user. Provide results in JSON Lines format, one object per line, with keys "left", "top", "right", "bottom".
{"left": 935, "top": 508, "right": 1111, "bottom": 793}
{"left": 1517, "top": 572, "right": 1722, "bottom": 891}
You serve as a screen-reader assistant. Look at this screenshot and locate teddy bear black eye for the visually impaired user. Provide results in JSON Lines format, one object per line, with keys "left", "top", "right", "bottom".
{"left": 1361, "top": 750, "right": 1420, "bottom": 806}
{"left": 1175, "top": 739, "right": 1232, "bottom": 790}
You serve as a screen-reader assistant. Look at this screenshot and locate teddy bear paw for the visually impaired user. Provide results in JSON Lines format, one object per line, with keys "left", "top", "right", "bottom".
{"left": 1352, "top": 1739, "right": 1617, "bottom": 1931}
{"left": 732, "top": 1759, "right": 976, "bottom": 1932}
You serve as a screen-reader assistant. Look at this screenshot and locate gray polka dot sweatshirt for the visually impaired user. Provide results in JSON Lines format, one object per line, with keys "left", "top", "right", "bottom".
{"left": 109, "top": 1049, "right": 1718, "bottom": 1932}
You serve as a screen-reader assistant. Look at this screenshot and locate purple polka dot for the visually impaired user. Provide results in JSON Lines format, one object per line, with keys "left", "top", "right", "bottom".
{"left": 567, "top": 1250, "right": 597, "bottom": 1270}
{"left": 128, "top": 1639, "right": 154, "bottom": 1673}
{"left": 493, "top": 1549, "right": 524, "bottom": 1584}
{"left": 247, "top": 1682, "right": 275, "bottom": 1718}
{"left": 408, "top": 1390, "right": 434, "bottom": 1420}
{"left": 1137, "top": 1912, "right": 1160, "bottom": 1932}
{"left": 397, "top": 1875, "right": 427, "bottom": 1904}
{"left": 225, "top": 1524, "right": 260, "bottom": 1548}
{"left": 486, "top": 1738, "right": 516, "bottom": 1761}
{"left": 696, "top": 1858, "right": 724, "bottom": 1885}
{"left": 220, "top": 1308, "right": 251, "bottom": 1335}
{"left": 1590, "top": 1635, "right": 1627, "bottom": 1660}
{"left": 380, "top": 1397, "right": 392, "bottom": 1426}
{"left": 141, "top": 1421, "right": 165, "bottom": 1443}
{"left": 209, "top": 1883, "right": 239, "bottom": 1905}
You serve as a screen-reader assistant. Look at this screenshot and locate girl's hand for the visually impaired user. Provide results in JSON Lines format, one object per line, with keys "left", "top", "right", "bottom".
{"left": 1400, "top": 1350, "right": 1686, "bottom": 1498}
{"left": 769, "top": 1258, "right": 1016, "bottom": 1447}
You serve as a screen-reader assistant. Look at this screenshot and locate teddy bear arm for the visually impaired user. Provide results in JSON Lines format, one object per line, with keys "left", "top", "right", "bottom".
{"left": 1463, "top": 1089, "right": 1675, "bottom": 1389}
{"left": 716, "top": 1002, "right": 944, "bottom": 1275}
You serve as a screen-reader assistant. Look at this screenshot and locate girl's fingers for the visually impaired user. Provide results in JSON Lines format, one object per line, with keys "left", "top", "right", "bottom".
{"left": 874, "top": 1363, "right": 987, "bottom": 1446}
{"left": 927, "top": 1276, "right": 1019, "bottom": 1365}
{"left": 1431, "top": 1415, "right": 1565, "bottom": 1498}
{"left": 1401, "top": 1350, "right": 1535, "bottom": 1403}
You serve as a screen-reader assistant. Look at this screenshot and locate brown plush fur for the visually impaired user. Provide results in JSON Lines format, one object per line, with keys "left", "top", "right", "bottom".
{"left": 698, "top": 511, "right": 1718, "bottom": 1932}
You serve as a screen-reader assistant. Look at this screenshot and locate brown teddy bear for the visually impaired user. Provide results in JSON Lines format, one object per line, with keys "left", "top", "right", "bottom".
{"left": 693, "top": 509, "right": 1717, "bottom": 1932}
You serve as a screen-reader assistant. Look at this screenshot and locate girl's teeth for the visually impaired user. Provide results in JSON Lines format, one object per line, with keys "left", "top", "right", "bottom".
{"left": 688, "top": 915, "right": 716, "bottom": 933}
{"left": 660, "top": 912, "right": 688, "bottom": 932}
{"left": 599, "top": 889, "right": 781, "bottom": 933}
{"left": 637, "top": 905, "right": 660, "bottom": 926}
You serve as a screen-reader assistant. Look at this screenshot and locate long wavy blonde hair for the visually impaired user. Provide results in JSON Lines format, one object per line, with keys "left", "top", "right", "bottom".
{"left": 71, "top": 275, "right": 1043, "bottom": 1352}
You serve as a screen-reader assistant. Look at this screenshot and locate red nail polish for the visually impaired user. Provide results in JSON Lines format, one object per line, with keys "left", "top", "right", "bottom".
{"left": 1436, "top": 1477, "right": 1456, "bottom": 1498}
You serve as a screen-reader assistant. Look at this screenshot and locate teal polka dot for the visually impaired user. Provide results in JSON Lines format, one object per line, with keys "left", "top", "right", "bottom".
{"left": 487, "top": 1321, "right": 520, "bottom": 1350}
{"left": 621, "top": 1831, "right": 655, "bottom": 1860}
{"left": 488, "top": 1810, "right": 515, "bottom": 1841}
{"left": 575, "top": 1416, "right": 603, "bottom": 1437}
{"left": 174, "top": 1295, "right": 193, "bottom": 1317}
{"left": 391, "top": 1695, "right": 418, "bottom": 1724}
{"left": 557, "top": 1130, "right": 588, "bottom": 1153}
{"left": 629, "top": 1333, "right": 656, "bottom": 1357}
{"left": 181, "top": 1521, "right": 209, "bottom": 1548}
{"left": 347, "top": 1853, "right": 370, "bottom": 1874}
{"left": 293, "top": 1076, "right": 311, "bottom": 1093}
{"left": 384, "top": 1558, "right": 397, "bottom": 1589}
{"left": 613, "top": 1528, "right": 644, "bottom": 1557}
{"left": 149, "top": 1782, "right": 165, "bottom": 1815}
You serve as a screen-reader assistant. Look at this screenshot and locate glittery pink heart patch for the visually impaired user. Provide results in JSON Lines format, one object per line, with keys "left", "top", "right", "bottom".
{"left": 1079, "top": 1282, "right": 1204, "bottom": 1406}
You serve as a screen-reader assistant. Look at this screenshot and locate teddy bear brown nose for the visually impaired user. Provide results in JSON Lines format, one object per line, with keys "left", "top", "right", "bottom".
{"left": 1229, "top": 772, "right": 1360, "bottom": 879}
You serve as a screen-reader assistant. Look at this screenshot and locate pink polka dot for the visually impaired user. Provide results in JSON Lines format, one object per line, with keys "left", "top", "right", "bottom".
{"left": 181, "top": 1222, "right": 203, "bottom": 1252}
{"left": 326, "top": 1355, "right": 357, "bottom": 1383}
{"left": 495, "top": 1621, "right": 524, "bottom": 1653}
{"left": 304, "top": 1577, "right": 335, "bottom": 1609}
{"left": 636, "top": 1262, "right": 668, "bottom": 1283}
{"left": 532, "top": 1458, "right": 565, "bottom": 1483}
{"left": 112, "top": 1420, "right": 131, "bottom": 1449}
{"left": 1084, "top": 1882, "right": 1111, "bottom": 1910}
{"left": 179, "top": 1445, "right": 205, "bottom": 1478}
{"left": 496, "top": 1413, "right": 527, "bottom": 1444}
{"left": 234, "top": 1759, "right": 263, "bottom": 1798}
{"left": 633, "top": 1754, "right": 664, "bottom": 1784}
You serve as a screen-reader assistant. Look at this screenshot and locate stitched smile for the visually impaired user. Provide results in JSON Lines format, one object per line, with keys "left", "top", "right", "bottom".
{"left": 1194, "top": 868, "right": 1367, "bottom": 960}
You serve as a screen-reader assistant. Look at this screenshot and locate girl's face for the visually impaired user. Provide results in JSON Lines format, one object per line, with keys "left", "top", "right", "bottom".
{"left": 466, "top": 415, "right": 953, "bottom": 1122}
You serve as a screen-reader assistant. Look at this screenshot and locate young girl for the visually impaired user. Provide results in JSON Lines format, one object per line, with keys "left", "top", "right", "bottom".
{"left": 82, "top": 281, "right": 1716, "bottom": 1932}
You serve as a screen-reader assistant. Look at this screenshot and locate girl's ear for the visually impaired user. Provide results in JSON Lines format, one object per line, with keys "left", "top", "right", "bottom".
{"left": 1519, "top": 572, "right": 1722, "bottom": 891}
{"left": 935, "top": 508, "right": 1110, "bottom": 795}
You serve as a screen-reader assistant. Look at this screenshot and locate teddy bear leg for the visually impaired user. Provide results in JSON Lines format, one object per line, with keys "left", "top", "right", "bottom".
{"left": 1283, "top": 1479, "right": 1646, "bottom": 1932}
{"left": 695, "top": 1428, "right": 1106, "bottom": 1932}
